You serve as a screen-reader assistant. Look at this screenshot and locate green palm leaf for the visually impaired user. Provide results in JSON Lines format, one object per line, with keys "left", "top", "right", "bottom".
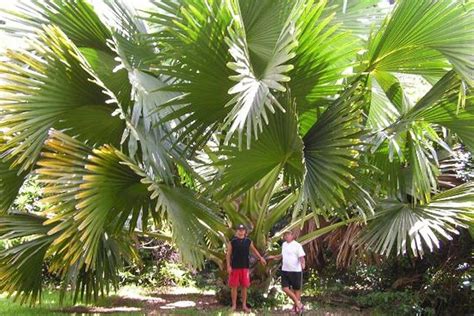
{"left": 0, "top": 212, "right": 138, "bottom": 305}
{"left": 0, "top": 133, "right": 27, "bottom": 212}
{"left": 360, "top": 181, "right": 474, "bottom": 257}
{"left": 0, "top": 213, "right": 55, "bottom": 304}
{"left": 223, "top": 0, "right": 302, "bottom": 147}
{"left": 108, "top": 8, "right": 188, "bottom": 179}
{"left": 289, "top": 0, "right": 356, "bottom": 115}
{"left": 325, "top": 0, "right": 389, "bottom": 40}
{"left": 149, "top": 184, "right": 227, "bottom": 268}
{"left": 404, "top": 71, "right": 474, "bottom": 152}
{"left": 2, "top": 0, "right": 112, "bottom": 53}
{"left": 303, "top": 80, "right": 374, "bottom": 216}
{"left": 36, "top": 130, "right": 153, "bottom": 268}
{"left": 367, "top": 71, "right": 473, "bottom": 202}
{"left": 38, "top": 130, "right": 224, "bottom": 269}
{"left": 84, "top": 2, "right": 188, "bottom": 181}
{"left": 58, "top": 232, "right": 138, "bottom": 304}
{"left": 0, "top": 26, "right": 124, "bottom": 172}
{"left": 0, "top": 162, "right": 26, "bottom": 213}
{"left": 146, "top": 0, "right": 234, "bottom": 151}
{"left": 213, "top": 98, "right": 304, "bottom": 198}
{"left": 367, "top": 0, "right": 474, "bottom": 84}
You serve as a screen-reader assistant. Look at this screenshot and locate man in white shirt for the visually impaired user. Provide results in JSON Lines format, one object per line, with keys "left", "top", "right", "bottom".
{"left": 269, "top": 230, "right": 305, "bottom": 313}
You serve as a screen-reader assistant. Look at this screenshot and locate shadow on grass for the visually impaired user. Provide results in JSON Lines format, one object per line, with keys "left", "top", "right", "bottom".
{"left": 0, "top": 287, "right": 376, "bottom": 315}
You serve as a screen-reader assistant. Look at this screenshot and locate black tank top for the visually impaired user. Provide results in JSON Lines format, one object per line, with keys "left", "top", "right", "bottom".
{"left": 231, "top": 237, "right": 251, "bottom": 268}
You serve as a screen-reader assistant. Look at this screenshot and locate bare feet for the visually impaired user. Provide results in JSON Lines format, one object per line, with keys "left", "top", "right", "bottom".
{"left": 242, "top": 305, "right": 251, "bottom": 313}
{"left": 231, "top": 305, "right": 237, "bottom": 312}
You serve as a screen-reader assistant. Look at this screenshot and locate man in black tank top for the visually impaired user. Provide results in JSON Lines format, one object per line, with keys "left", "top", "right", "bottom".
{"left": 226, "top": 224, "right": 266, "bottom": 313}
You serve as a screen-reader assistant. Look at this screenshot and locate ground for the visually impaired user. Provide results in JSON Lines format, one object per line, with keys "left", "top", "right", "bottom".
{"left": 0, "top": 286, "right": 377, "bottom": 315}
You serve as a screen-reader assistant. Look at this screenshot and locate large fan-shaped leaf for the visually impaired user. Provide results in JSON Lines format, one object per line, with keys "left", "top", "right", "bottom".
{"left": 0, "top": 213, "right": 55, "bottom": 304}
{"left": 146, "top": 0, "right": 234, "bottom": 151}
{"left": 2, "top": 0, "right": 112, "bottom": 53}
{"left": 223, "top": 0, "right": 302, "bottom": 147}
{"left": 38, "top": 130, "right": 224, "bottom": 269}
{"left": 36, "top": 130, "right": 153, "bottom": 267}
{"left": 289, "top": 0, "right": 357, "bottom": 114}
{"left": 213, "top": 98, "right": 304, "bottom": 198}
{"left": 0, "top": 26, "right": 124, "bottom": 172}
{"left": 367, "top": 0, "right": 474, "bottom": 84}
{"left": 0, "top": 212, "right": 138, "bottom": 305}
{"left": 360, "top": 181, "right": 474, "bottom": 257}
{"left": 303, "top": 80, "right": 374, "bottom": 216}
{"left": 325, "top": 0, "right": 390, "bottom": 40}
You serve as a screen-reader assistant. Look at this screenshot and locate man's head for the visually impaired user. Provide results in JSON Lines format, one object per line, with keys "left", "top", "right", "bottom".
{"left": 235, "top": 224, "right": 247, "bottom": 238}
{"left": 283, "top": 230, "right": 295, "bottom": 242}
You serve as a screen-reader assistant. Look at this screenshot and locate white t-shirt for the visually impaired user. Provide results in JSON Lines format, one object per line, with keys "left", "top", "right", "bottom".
{"left": 281, "top": 240, "right": 306, "bottom": 272}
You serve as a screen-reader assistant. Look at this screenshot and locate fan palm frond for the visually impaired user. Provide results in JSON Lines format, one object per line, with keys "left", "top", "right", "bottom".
{"left": 0, "top": 26, "right": 124, "bottom": 172}
{"left": 360, "top": 181, "right": 474, "bottom": 257}
{"left": 0, "top": 213, "right": 55, "bottom": 304}
{"left": 303, "top": 80, "right": 374, "bottom": 216}
{"left": 36, "top": 130, "right": 153, "bottom": 268}
{"left": 2, "top": 0, "right": 112, "bottom": 52}
{"left": 145, "top": 0, "right": 234, "bottom": 151}
{"left": 223, "top": 0, "right": 303, "bottom": 147}
{"left": 367, "top": 0, "right": 474, "bottom": 83}
{"left": 213, "top": 97, "right": 304, "bottom": 198}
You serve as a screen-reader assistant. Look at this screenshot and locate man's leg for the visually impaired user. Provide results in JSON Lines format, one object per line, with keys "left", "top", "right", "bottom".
{"left": 287, "top": 272, "right": 303, "bottom": 311}
{"left": 241, "top": 269, "right": 251, "bottom": 312}
{"left": 230, "top": 287, "right": 238, "bottom": 310}
{"left": 241, "top": 287, "right": 250, "bottom": 312}
{"left": 282, "top": 287, "right": 298, "bottom": 305}
{"left": 294, "top": 290, "right": 302, "bottom": 304}
{"left": 282, "top": 271, "right": 298, "bottom": 308}
{"left": 294, "top": 271, "right": 303, "bottom": 309}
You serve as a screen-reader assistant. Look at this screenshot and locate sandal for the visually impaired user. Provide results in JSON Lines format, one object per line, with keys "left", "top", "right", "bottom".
{"left": 295, "top": 302, "right": 304, "bottom": 314}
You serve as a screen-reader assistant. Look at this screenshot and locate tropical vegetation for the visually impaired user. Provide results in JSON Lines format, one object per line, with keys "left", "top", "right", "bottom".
{"left": 0, "top": 0, "right": 472, "bottom": 306}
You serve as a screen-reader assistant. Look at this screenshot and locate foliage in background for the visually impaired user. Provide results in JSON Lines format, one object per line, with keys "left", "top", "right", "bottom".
{"left": 304, "top": 229, "right": 473, "bottom": 315}
{"left": 118, "top": 238, "right": 195, "bottom": 288}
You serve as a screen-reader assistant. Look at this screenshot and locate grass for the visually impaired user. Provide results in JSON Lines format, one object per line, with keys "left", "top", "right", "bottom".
{"left": 0, "top": 289, "right": 144, "bottom": 316}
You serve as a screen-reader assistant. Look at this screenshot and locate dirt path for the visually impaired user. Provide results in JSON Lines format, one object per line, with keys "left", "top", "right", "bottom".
{"left": 56, "top": 289, "right": 372, "bottom": 315}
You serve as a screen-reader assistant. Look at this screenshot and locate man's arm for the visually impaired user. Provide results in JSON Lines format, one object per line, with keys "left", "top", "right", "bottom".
{"left": 267, "top": 254, "right": 282, "bottom": 260}
{"left": 299, "top": 256, "right": 305, "bottom": 270}
{"left": 250, "top": 241, "right": 267, "bottom": 265}
{"left": 226, "top": 242, "right": 232, "bottom": 274}
{"left": 298, "top": 243, "right": 306, "bottom": 270}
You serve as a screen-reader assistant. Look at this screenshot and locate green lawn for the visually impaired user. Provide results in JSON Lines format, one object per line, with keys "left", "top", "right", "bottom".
{"left": 0, "top": 289, "right": 144, "bottom": 316}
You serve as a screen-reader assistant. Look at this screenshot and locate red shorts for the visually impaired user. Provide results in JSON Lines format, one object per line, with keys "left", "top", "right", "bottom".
{"left": 228, "top": 268, "right": 250, "bottom": 288}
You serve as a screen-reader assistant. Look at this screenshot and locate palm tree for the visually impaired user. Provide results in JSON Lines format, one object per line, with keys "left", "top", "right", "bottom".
{"left": 0, "top": 0, "right": 473, "bottom": 304}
